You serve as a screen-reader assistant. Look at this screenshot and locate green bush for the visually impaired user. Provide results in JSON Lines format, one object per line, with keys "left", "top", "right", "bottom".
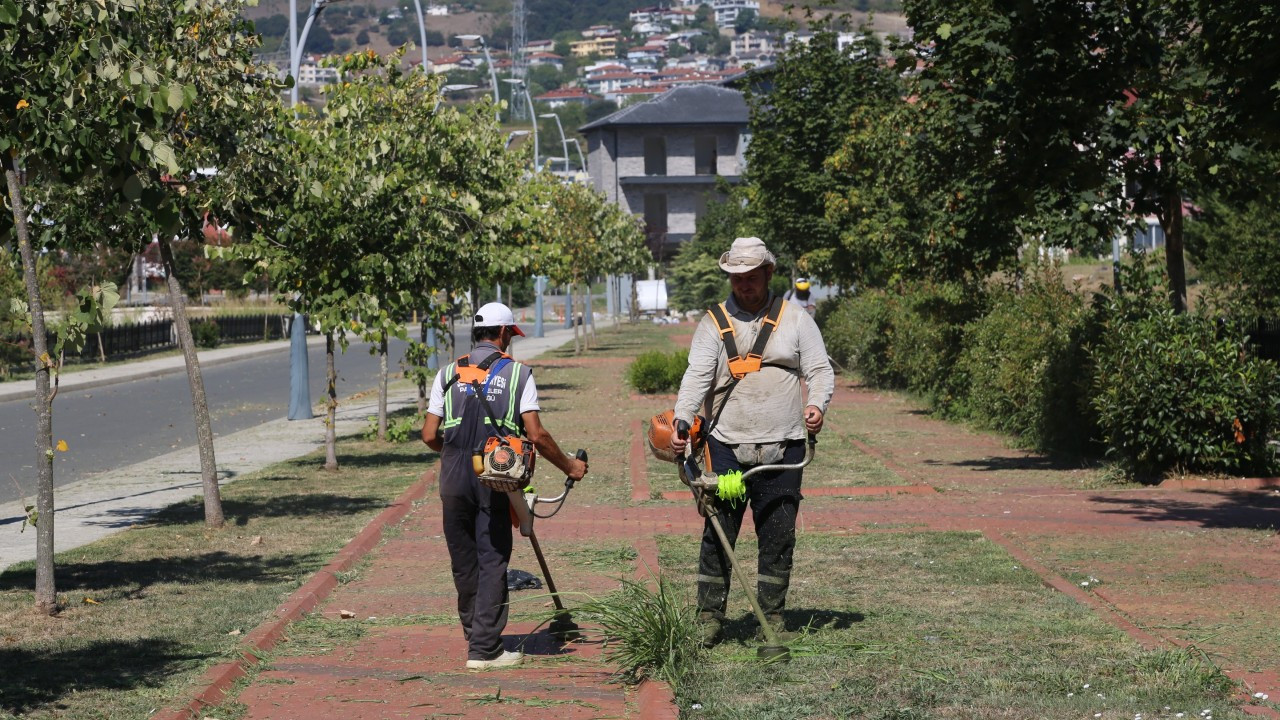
{"left": 818, "top": 281, "right": 980, "bottom": 411}
{"left": 1090, "top": 295, "right": 1280, "bottom": 480}
{"left": 959, "top": 266, "right": 1099, "bottom": 453}
{"left": 886, "top": 281, "right": 979, "bottom": 412}
{"left": 819, "top": 290, "right": 902, "bottom": 387}
{"left": 191, "top": 320, "right": 220, "bottom": 349}
{"left": 627, "top": 349, "right": 688, "bottom": 394}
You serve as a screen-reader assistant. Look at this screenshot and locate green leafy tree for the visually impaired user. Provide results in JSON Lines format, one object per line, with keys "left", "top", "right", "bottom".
{"left": 1185, "top": 183, "right": 1280, "bottom": 319}
{"left": 2, "top": 0, "right": 212, "bottom": 611}
{"left": 745, "top": 27, "right": 899, "bottom": 285}
{"left": 244, "top": 51, "right": 526, "bottom": 457}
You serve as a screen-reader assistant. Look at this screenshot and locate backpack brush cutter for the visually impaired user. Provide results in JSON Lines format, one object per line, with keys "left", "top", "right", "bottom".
{"left": 475, "top": 445, "right": 589, "bottom": 641}
{"left": 649, "top": 410, "right": 817, "bottom": 662}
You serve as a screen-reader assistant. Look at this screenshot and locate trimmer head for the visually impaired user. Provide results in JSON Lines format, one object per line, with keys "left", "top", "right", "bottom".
{"left": 756, "top": 644, "right": 791, "bottom": 662}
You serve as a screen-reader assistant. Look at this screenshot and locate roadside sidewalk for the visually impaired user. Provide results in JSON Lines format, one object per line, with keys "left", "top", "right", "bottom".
{"left": 0, "top": 322, "right": 597, "bottom": 573}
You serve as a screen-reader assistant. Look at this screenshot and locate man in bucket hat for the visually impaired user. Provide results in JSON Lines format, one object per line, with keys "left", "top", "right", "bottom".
{"left": 670, "top": 237, "right": 834, "bottom": 646}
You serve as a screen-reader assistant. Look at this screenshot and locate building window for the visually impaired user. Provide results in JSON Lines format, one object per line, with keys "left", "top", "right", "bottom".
{"left": 644, "top": 193, "right": 668, "bottom": 236}
{"left": 694, "top": 192, "right": 709, "bottom": 223}
{"left": 644, "top": 137, "right": 667, "bottom": 176}
{"left": 695, "top": 136, "right": 717, "bottom": 175}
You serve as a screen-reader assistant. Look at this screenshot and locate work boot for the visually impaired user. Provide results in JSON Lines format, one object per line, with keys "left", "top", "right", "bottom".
{"left": 755, "top": 613, "right": 799, "bottom": 643}
{"left": 696, "top": 611, "right": 723, "bottom": 648}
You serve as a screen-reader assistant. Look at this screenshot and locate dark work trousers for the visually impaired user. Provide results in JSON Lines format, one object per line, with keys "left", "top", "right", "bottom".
{"left": 696, "top": 436, "right": 804, "bottom": 619}
{"left": 441, "top": 490, "right": 514, "bottom": 661}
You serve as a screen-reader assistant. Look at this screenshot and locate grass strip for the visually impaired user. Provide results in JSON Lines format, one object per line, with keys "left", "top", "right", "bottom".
{"left": 652, "top": 531, "right": 1248, "bottom": 719}
{"left": 0, "top": 438, "right": 435, "bottom": 720}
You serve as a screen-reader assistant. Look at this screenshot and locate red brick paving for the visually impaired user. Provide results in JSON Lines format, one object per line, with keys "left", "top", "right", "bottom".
{"left": 181, "top": 375, "right": 1280, "bottom": 719}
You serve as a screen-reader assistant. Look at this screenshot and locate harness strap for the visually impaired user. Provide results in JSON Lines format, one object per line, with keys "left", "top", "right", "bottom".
{"left": 706, "top": 304, "right": 740, "bottom": 363}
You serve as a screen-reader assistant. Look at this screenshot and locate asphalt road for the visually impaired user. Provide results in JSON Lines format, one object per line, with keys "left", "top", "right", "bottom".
{"left": 0, "top": 329, "right": 463, "bottom": 506}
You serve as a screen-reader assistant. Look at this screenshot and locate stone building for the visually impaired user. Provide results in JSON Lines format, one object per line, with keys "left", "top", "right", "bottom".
{"left": 581, "top": 84, "right": 748, "bottom": 258}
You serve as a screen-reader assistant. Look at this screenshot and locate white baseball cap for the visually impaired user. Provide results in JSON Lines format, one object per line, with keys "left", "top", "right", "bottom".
{"left": 473, "top": 302, "right": 525, "bottom": 336}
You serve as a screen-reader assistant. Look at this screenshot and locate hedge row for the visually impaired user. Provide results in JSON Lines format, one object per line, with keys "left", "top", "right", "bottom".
{"left": 821, "top": 264, "right": 1280, "bottom": 480}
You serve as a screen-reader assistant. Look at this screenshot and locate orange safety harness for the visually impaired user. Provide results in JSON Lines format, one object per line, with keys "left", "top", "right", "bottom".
{"left": 706, "top": 296, "right": 787, "bottom": 379}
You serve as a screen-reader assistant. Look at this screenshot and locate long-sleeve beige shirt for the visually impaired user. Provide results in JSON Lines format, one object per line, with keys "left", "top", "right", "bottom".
{"left": 674, "top": 293, "right": 835, "bottom": 444}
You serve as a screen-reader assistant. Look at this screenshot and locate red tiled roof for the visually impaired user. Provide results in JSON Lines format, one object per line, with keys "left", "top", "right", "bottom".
{"left": 535, "top": 87, "right": 601, "bottom": 101}
{"left": 613, "top": 84, "right": 670, "bottom": 95}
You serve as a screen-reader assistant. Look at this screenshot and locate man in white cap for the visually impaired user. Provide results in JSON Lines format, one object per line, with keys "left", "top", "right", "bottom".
{"left": 422, "top": 302, "right": 588, "bottom": 669}
{"left": 670, "top": 237, "right": 834, "bottom": 645}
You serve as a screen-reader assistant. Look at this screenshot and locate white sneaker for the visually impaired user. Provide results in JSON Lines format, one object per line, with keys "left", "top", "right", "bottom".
{"left": 465, "top": 650, "right": 524, "bottom": 670}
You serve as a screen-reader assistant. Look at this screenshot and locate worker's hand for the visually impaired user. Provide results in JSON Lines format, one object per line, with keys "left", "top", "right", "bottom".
{"left": 567, "top": 457, "right": 588, "bottom": 481}
{"left": 670, "top": 433, "right": 689, "bottom": 454}
{"left": 804, "top": 405, "right": 825, "bottom": 434}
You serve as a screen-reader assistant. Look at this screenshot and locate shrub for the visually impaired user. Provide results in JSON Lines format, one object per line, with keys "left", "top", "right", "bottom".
{"left": 959, "top": 266, "right": 1099, "bottom": 453}
{"left": 819, "top": 290, "right": 902, "bottom": 387}
{"left": 191, "top": 320, "right": 220, "bottom": 349}
{"left": 627, "top": 349, "right": 688, "bottom": 394}
{"left": 886, "top": 281, "right": 980, "bottom": 412}
{"left": 818, "top": 281, "right": 980, "bottom": 412}
{"left": 1090, "top": 296, "right": 1280, "bottom": 480}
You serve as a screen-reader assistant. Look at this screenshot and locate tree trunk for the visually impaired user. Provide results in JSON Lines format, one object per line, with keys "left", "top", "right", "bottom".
{"left": 158, "top": 236, "right": 224, "bottom": 528}
{"left": 6, "top": 162, "right": 58, "bottom": 615}
{"left": 1161, "top": 190, "right": 1188, "bottom": 314}
{"left": 96, "top": 332, "right": 106, "bottom": 364}
{"left": 324, "top": 332, "right": 338, "bottom": 471}
{"left": 586, "top": 283, "right": 596, "bottom": 346}
{"left": 377, "top": 335, "right": 388, "bottom": 441}
{"left": 572, "top": 284, "right": 581, "bottom": 355}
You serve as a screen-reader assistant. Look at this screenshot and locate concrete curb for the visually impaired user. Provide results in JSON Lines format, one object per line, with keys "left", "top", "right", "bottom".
{"left": 0, "top": 336, "right": 326, "bottom": 404}
{"left": 1158, "top": 476, "right": 1280, "bottom": 492}
{"left": 152, "top": 466, "right": 438, "bottom": 720}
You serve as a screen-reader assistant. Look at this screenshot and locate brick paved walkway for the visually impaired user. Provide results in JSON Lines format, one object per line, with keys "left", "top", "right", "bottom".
{"left": 179, "top": 338, "right": 1280, "bottom": 719}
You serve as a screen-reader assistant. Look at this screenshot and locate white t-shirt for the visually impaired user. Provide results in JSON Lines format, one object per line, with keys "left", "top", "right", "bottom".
{"left": 427, "top": 362, "right": 541, "bottom": 418}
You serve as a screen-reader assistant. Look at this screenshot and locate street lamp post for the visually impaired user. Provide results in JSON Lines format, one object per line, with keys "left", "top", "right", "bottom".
{"left": 456, "top": 35, "right": 501, "bottom": 123}
{"left": 286, "top": 0, "right": 351, "bottom": 420}
{"left": 409, "top": 0, "right": 429, "bottom": 71}
{"left": 570, "top": 138, "right": 588, "bottom": 176}
{"left": 538, "top": 112, "right": 570, "bottom": 174}
{"left": 503, "top": 79, "right": 538, "bottom": 168}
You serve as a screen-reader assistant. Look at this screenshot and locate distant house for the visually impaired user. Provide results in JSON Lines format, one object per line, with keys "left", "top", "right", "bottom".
{"left": 430, "top": 53, "right": 478, "bottom": 74}
{"left": 525, "top": 39, "right": 556, "bottom": 54}
{"left": 297, "top": 61, "right": 340, "bottom": 86}
{"left": 570, "top": 36, "right": 619, "bottom": 58}
{"left": 605, "top": 84, "right": 670, "bottom": 106}
{"left": 581, "top": 84, "right": 749, "bottom": 253}
{"left": 534, "top": 86, "right": 602, "bottom": 108}
{"left": 627, "top": 43, "right": 667, "bottom": 63}
{"left": 731, "top": 31, "right": 777, "bottom": 58}
{"left": 584, "top": 70, "right": 645, "bottom": 95}
{"left": 680, "top": 0, "right": 760, "bottom": 29}
{"left": 527, "top": 52, "right": 565, "bottom": 71}
{"left": 425, "top": 4, "right": 448, "bottom": 15}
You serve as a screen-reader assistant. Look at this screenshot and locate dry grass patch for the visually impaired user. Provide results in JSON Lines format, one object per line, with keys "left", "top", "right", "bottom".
{"left": 0, "top": 439, "right": 432, "bottom": 720}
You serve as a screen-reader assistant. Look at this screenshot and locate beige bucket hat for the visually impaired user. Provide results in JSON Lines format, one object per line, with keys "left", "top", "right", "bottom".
{"left": 718, "top": 237, "right": 776, "bottom": 274}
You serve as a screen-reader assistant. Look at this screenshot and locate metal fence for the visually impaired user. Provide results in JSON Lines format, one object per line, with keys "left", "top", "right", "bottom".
{"left": 1, "top": 313, "right": 289, "bottom": 375}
